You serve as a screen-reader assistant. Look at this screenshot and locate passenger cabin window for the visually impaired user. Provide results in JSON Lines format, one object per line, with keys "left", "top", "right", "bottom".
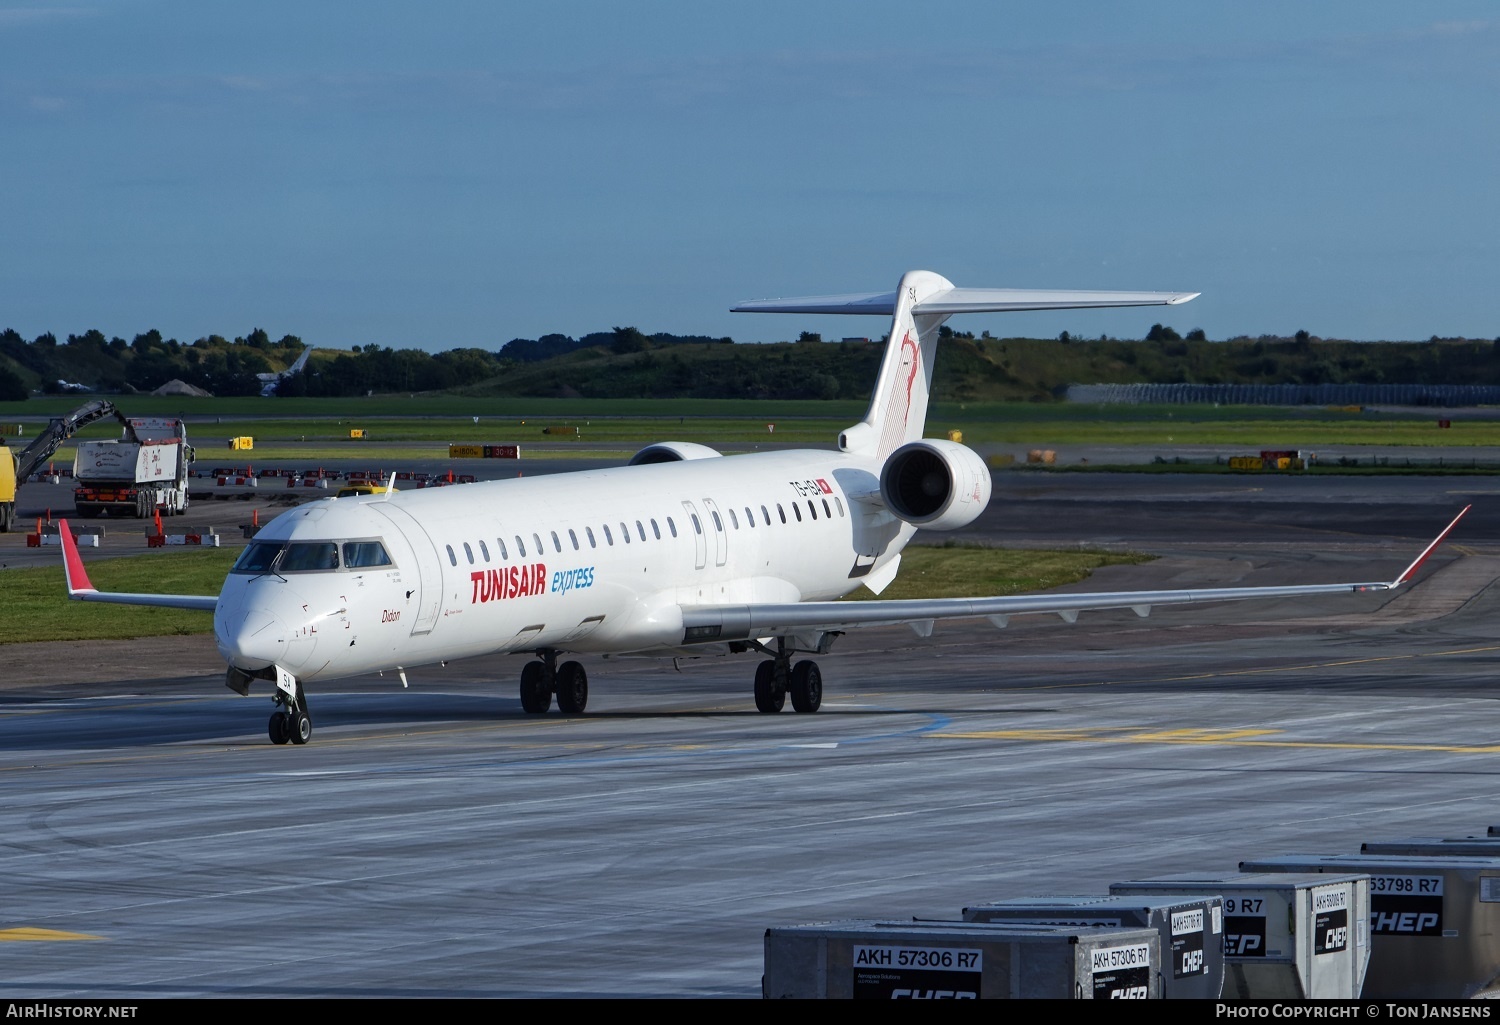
{"left": 711, "top": 510, "right": 722, "bottom": 531}
{"left": 569, "top": 529, "right": 579, "bottom": 551}
{"left": 691, "top": 514, "right": 702, "bottom": 534}
{"left": 807, "top": 501, "right": 816, "bottom": 520}
{"left": 650, "top": 518, "right": 661, "bottom": 539}
{"left": 603, "top": 524, "right": 613, "bottom": 546}
{"left": 551, "top": 531, "right": 562, "bottom": 553}
{"left": 620, "top": 522, "right": 630, "bottom": 544}
{"left": 777, "top": 504, "right": 786, "bottom": 524}
{"left": 745, "top": 507, "right": 754, "bottom": 527}
{"left": 515, "top": 535, "right": 526, "bottom": 558}
{"left": 463, "top": 542, "right": 475, "bottom": 564}
{"left": 343, "top": 541, "right": 394, "bottom": 569}
{"left": 445, "top": 544, "right": 457, "bottom": 566}
{"left": 792, "top": 503, "right": 802, "bottom": 522}
{"left": 668, "top": 517, "right": 678, "bottom": 537}
{"left": 822, "top": 499, "right": 832, "bottom": 519}
{"left": 636, "top": 520, "right": 646, "bottom": 542}
{"left": 532, "top": 533, "right": 543, "bottom": 556}
{"left": 761, "top": 504, "right": 771, "bottom": 525}
{"left": 479, "top": 539, "right": 490, "bottom": 562}
{"left": 497, "top": 537, "right": 509, "bottom": 560}
{"left": 586, "top": 526, "right": 597, "bottom": 548}
{"left": 729, "top": 508, "right": 738, "bottom": 529}
{"left": 835, "top": 497, "right": 844, "bottom": 517}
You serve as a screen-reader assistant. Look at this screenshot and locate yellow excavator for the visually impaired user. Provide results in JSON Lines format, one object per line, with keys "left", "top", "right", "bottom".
{"left": 0, "top": 399, "right": 139, "bottom": 532}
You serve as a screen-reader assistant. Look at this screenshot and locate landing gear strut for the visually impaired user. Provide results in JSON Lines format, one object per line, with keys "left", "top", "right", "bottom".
{"left": 518, "top": 650, "right": 589, "bottom": 715}
{"left": 269, "top": 676, "right": 312, "bottom": 745}
{"left": 752, "top": 638, "right": 823, "bottom": 714}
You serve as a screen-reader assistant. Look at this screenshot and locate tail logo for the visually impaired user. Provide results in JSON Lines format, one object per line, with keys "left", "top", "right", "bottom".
{"left": 899, "top": 330, "right": 921, "bottom": 426}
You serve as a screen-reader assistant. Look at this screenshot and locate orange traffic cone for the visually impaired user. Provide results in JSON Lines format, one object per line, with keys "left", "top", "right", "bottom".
{"left": 252, "top": 509, "right": 260, "bottom": 528}
{"left": 154, "top": 508, "right": 163, "bottom": 535}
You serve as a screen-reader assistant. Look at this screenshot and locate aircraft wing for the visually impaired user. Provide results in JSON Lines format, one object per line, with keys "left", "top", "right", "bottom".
{"left": 731, "top": 287, "right": 1198, "bottom": 316}
{"left": 57, "top": 519, "right": 219, "bottom": 611}
{"left": 679, "top": 506, "right": 1470, "bottom": 644}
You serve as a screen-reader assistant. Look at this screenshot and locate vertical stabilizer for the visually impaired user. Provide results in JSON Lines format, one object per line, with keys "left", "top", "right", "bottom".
{"left": 839, "top": 270, "right": 953, "bottom": 460}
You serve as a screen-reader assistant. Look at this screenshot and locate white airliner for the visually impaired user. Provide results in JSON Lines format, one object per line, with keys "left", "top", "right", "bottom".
{"left": 58, "top": 270, "right": 1469, "bottom": 745}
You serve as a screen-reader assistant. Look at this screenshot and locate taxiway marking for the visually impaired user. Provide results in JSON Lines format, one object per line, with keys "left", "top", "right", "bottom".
{"left": 0, "top": 927, "right": 105, "bottom": 942}
{"left": 934, "top": 726, "right": 1500, "bottom": 755}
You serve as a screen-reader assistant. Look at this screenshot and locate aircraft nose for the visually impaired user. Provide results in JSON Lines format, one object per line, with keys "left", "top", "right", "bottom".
{"left": 217, "top": 608, "right": 290, "bottom": 671}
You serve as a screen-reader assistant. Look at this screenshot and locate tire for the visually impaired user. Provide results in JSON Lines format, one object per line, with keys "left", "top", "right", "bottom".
{"left": 790, "top": 660, "right": 823, "bottom": 714}
{"left": 753, "top": 660, "right": 785, "bottom": 713}
{"left": 555, "top": 661, "right": 589, "bottom": 714}
{"left": 0, "top": 502, "right": 11, "bottom": 533}
{"left": 289, "top": 710, "right": 312, "bottom": 745}
{"left": 268, "top": 712, "right": 290, "bottom": 745}
{"left": 519, "top": 661, "right": 551, "bottom": 713}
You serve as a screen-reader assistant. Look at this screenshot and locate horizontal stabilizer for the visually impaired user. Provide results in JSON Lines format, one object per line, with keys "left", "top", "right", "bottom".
{"left": 733, "top": 285, "right": 1198, "bottom": 316}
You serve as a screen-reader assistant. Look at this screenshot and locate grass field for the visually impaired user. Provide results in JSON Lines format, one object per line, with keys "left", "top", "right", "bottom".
{"left": 11, "top": 400, "right": 1500, "bottom": 474}
{"left": 0, "top": 544, "right": 1149, "bottom": 644}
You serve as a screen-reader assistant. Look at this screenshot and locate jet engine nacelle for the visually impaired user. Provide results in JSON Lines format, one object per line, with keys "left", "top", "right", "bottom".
{"left": 627, "top": 442, "right": 723, "bottom": 465}
{"left": 878, "top": 439, "right": 992, "bottom": 531}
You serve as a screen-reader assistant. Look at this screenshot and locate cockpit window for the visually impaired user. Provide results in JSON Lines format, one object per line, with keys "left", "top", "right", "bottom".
{"left": 279, "top": 542, "right": 339, "bottom": 572}
{"left": 233, "top": 542, "right": 283, "bottom": 573}
{"left": 233, "top": 539, "right": 385, "bottom": 574}
{"left": 343, "top": 541, "right": 393, "bottom": 568}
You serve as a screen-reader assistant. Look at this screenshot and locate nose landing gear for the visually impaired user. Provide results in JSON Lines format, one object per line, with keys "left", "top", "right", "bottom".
{"left": 268, "top": 670, "right": 312, "bottom": 745}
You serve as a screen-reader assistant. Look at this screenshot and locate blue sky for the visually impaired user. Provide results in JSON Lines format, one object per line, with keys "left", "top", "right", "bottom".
{"left": 2, "top": 2, "right": 1496, "bottom": 350}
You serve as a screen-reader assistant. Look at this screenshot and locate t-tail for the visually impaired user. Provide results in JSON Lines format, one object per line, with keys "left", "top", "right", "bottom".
{"left": 733, "top": 270, "right": 1200, "bottom": 458}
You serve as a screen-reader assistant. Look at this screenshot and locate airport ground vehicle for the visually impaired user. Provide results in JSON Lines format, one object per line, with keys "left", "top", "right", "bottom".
{"left": 73, "top": 417, "right": 194, "bottom": 518}
{"left": 0, "top": 399, "right": 141, "bottom": 531}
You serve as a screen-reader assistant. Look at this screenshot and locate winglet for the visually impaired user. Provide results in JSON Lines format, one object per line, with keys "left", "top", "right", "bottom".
{"left": 57, "top": 518, "right": 98, "bottom": 598}
{"left": 1391, "top": 505, "right": 1471, "bottom": 587}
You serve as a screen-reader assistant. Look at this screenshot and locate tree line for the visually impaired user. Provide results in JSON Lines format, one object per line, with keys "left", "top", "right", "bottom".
{"left": 2, "top": 323, "right": 1499, "bottom": 404}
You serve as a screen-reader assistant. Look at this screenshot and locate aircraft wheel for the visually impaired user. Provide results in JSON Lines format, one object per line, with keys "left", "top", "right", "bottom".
{"left": 790, "top": 660, "right": 822, "bottom": 714}
{"left": 268, "top": 711, "right": 290, "bottom": 745}
{"left": 753, "top": 660, "right": 785, "bottom": 713}
{"left": 289, "top": 710, "right": 312, "bottom": 745}
{"left": 555, "top": 661, "right": 588, "bottom": 714}
{"left": 519, "top": 661, "right": 551, "bottom": 713}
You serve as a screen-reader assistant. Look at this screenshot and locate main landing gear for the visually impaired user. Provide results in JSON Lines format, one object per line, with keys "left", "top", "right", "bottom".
{"left": 269, "top": 677, "right": 312, "bottom": 745}
{"left": 519, "top": 649, "right": 589, "bottom": 714}
{"left": 752, "top": 639, "right": 822, "bottom": 714}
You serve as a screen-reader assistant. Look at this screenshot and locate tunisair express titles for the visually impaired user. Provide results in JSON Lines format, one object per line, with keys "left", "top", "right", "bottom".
{"left": 470, "top": 563, "right": 596, "bottom": 604}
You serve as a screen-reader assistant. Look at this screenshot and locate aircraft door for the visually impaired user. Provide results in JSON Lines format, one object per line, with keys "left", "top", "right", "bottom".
{"left": 700, "top": 497, "right": 728, "bottom": 567}
{"left": 681, "top": 500, "right": 707, "bottom": 570}
{"left": 368, "top": 504, "right": 444, "bottom": 634}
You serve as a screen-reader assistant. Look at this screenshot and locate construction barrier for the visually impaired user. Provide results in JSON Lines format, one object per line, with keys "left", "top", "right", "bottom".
{"left": 147, "top": 533, "right": 221, "bottom": 548}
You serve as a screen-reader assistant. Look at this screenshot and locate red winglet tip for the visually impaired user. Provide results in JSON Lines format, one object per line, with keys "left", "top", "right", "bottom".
{"left": 57, "top": 518, "right": 97, "bottom": 595}
{"left": 1393, "top": 505, "right": 1471, "bottom": 587}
